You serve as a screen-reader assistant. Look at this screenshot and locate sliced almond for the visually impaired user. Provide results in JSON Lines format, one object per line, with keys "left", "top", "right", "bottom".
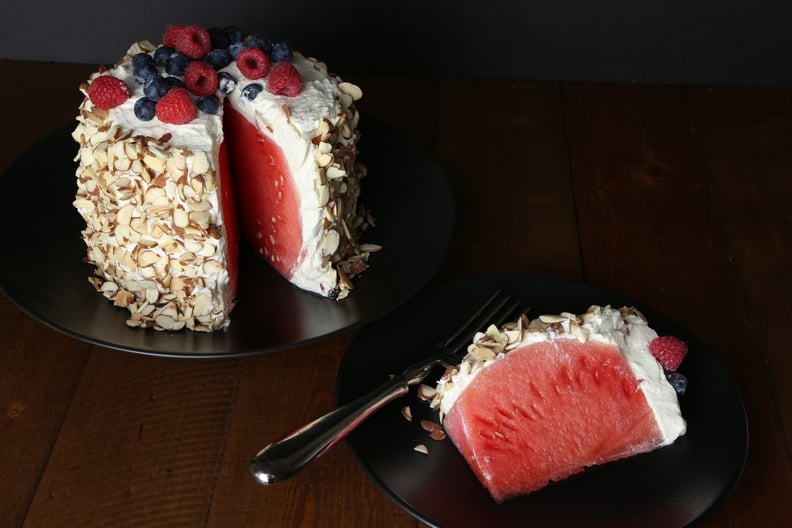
{"left": 413, "top": 444, "right": 429, "bottom": 455}
{"left": 417, "top": 384, "right": 437, "bottom": 401}
{"left": 338, "top": 82, "right": 363, "bottom": 101}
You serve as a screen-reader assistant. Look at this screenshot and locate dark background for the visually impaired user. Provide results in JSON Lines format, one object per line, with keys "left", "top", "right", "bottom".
{"left": 2, "top": 0, "right": 791, "bottom": 85}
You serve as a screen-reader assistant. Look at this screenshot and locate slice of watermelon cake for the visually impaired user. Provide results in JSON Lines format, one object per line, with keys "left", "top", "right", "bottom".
{"left": 429, "top": 305, "right": 687, "bottom": 502}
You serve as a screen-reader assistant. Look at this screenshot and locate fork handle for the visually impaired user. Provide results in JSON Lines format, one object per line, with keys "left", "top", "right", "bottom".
{"left": 250, "top": 373, "right": 415, "bottom": 485}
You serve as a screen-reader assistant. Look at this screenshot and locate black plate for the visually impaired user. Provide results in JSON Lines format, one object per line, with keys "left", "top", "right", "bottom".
{"left": 0, "top": 118, "right": 454, "bottom": 357}
{"left": 337, "top": 275, "right": 748, "bottom": 528}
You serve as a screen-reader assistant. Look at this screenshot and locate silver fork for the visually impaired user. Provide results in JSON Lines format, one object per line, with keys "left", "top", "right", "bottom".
{"left": 249, "top": 290, "right": 522, "bottom": 485}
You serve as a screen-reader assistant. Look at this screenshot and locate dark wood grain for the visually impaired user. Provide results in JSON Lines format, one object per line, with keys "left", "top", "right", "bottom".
{"left": 1, "top": 60, "right": 790, "bottom": 528}
{"left": 433, "top": 79, "right": 581, "bottom": 282}
{"left": 0, "top": 296, "right": 91, "bottom": 528}
{"left": 688, "top": 85, "right": 792, "bottom": 525}
{"left": 563, "top": 82, "right": 792, "bottom": 526}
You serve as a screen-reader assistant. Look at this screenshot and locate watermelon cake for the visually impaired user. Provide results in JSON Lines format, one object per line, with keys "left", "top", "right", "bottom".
{"left": 428, "top": 305, "right": 688, "bottom": 502}
{"left": 72, "top": 25, "right": 376, "bottom": 331}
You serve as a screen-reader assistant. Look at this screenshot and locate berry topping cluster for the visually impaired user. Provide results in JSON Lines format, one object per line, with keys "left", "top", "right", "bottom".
{"left": 648, "top": 335, "right": 689, "bottom": 396}
{"left": 87, "top": 24, "right": 304, "bottom": 124}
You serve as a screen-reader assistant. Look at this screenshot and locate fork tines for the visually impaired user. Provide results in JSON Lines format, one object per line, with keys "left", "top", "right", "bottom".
{"left": 440, "top": 290, "right": 523, "bottom": 358}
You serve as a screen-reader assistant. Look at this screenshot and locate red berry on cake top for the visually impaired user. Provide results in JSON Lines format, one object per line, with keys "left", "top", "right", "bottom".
{"left": 176, "top": 25, "right": 212, "bottom": 59}
{"left": 155, "top": 88, "right": 196, "bottom": 124}
{"left": 236, "top": 47, "right": 271, "bottom": 80}
{"left": 88, "top": 75, "right": 129, "bottom": 109}
{"left": 649, "top": 335, "right": 688, "bottom": 372}
{"left": 163, "top": 24, "right": 186, "bottom": 48}
{"left": 184, "top": 61, "right": 219, "bottom": 96}
{"left": 267, "top": 62, "right": 302, "bottom": 96}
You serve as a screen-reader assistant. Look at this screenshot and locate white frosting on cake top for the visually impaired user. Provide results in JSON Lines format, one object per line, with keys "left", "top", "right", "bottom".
{"left": 432, "top": 305, "right": 687, "bottom": 446}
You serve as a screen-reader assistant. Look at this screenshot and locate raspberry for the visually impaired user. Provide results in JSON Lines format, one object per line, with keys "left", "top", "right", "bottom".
{"left": 236, "top": 47, "right": 270, "bottom": 79}
{"left": 184, "top": 61, "right": 219, "bottom": 96}
{"left": 649, "top": 335, "right": 688, "bottom": 372}
{"left": 267, "top": 62, "right": 302, "bottom": 96}
{"left": 175, "top": 25, "right": 212, "bottom": 60}
{"left": 155, "top": 88, "right": 196, "bottom": 124}
{"left": 163, "top": 24, "right": 185, "bottom": 48}
{"left": 88, "top": 75, "right": 129, "bottom": 109}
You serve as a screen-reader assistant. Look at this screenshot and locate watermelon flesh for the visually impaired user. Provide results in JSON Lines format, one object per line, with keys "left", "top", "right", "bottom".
{"left": 442, "top": 338, "right": 665, "bottom": 502}
{"left": 222, "top": 104, "right": 303, "bottom": 280}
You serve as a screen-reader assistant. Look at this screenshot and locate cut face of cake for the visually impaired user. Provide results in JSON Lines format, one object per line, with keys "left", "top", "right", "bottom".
{"left": 429, "top": 305, "right": 687, "bottom": 503}
{"left": 72, "top": 25, "right": 377, "bottom": 332}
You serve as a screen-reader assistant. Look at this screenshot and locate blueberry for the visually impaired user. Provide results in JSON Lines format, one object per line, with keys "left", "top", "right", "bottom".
{"left": 132, "top": 53, "right": 158, "bottom": 84}
{"left": 218, "top": 71, "right": 237, "bottom": 94}
{"left": 225, "top": 26, "right": 243, "bottom": 45}
{"left": 270, "top": 42, "right": 292, "bottom": 63}
{"left": 205, "top": 49, "right": 232, "bottom": 70}
{"left": 228, "top": 42, "right": 247, "bottom": 59}
{"left": 143, "top": 75, "right": 170, "bottom": 101}
{"left": 132, "top": 52, "right": 154, "bottom": 69}
{"left": 166, "top": 76, "right": 185, "bottom": 89}
{"left": 165, "top": 53, "right": 191, "bottom": 76}
{"left": 666, "top": 372, "right": 688, "bottom": 396}
{"left": 134, "top": 97, "right": 156, "bottom": 121}
{"left": 153, "top": 45, "right": 176, "bottom": 67}
{"left": 207, "top": 27, "right": 230, "bottom": 50}
{"left": 241, "top": 83, "right": 263, "bottom": 101}
{"left": 247, "top": 34, "right": 272, "bottom": 54}
{"left": 197, "top": 95, "right": 220, "bottom": 114}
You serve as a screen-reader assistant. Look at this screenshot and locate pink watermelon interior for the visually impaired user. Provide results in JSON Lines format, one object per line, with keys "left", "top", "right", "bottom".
{"left": 222, "top": 104, "right": 303, "bottom": 279}
{"left": 443, "top": 339, "right": 663, "bottom": 502}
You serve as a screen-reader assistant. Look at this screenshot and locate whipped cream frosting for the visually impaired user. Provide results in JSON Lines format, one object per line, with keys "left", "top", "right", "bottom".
{"left": 432, "top": 305, "right": 687, "bottom": 446}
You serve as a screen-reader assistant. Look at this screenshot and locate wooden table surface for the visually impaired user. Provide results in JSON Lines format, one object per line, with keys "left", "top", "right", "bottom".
{"left": 1, "top": 60, "right": 791, "bottom": 527}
